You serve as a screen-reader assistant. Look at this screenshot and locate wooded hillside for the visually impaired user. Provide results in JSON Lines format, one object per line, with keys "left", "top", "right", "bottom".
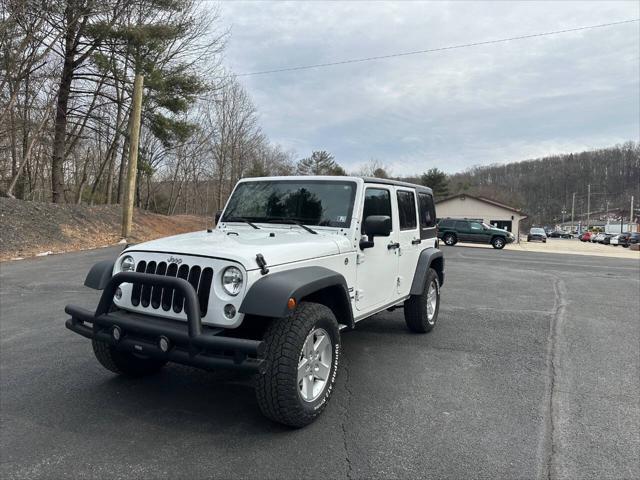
{"left": 446, "top": 143, "right": 639, "bottom": 225}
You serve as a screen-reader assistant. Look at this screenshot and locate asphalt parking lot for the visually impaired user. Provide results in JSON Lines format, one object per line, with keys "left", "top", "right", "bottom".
{"left": 1, "top": 246, "right": 638, "bottom": 479}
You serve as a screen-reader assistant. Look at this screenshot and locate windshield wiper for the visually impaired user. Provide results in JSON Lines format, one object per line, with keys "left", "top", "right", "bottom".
{"left": 264, "top": 218, "right": 317, "bottom": 234}
{"left": 222, "top": 216, "right": 260, "bottom": 229}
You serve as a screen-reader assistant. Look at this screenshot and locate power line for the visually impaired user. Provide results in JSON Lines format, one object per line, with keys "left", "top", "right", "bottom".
{"left": 229, "top": 18, "right": 639, "bottom": 78}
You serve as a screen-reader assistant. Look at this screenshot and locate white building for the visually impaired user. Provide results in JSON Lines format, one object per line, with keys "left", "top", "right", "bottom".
{"left": 435, "top": 194, "right": 527, "bottom": 239}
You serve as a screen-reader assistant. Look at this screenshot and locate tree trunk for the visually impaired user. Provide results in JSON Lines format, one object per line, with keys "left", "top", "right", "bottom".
{"left": 50, "top": 18, "right": 76, "bottom": 203}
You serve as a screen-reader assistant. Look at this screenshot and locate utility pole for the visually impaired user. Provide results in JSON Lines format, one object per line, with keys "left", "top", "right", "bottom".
{"left": 571, "top": 192, "right": 576, "bottom": 232}
{"left": 121, "top": 73, "right": 144, "bottom": 240}
{"left": 631, "top": 195, "right": 635, "bottom": 232}
{"left": 586, "top": 184, "right": 591, "bottom": 231}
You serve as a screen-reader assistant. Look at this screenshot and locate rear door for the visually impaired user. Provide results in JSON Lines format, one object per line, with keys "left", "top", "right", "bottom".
{"left": 417, "top": 192, "right": 438, "bottom": 248}
{"left": 455, "top": 220, "right": 470, "bottom": 242}
{"left": 395, "top": 188, "right": 421, "bottom": 297}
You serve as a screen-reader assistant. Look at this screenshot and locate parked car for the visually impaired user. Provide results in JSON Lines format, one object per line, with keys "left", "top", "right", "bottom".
{"left": 64, "top": 176, "right": 445, "bottom": 427}
{"left": 610, "top": 234, "right": 625, "bottom": 246}
{"left": 579, "top": 232, "right": 594, "bottom": 242}
{"left": 600, "top": 233, "right": 613, "bottom": 245}
{"left": 591, "top": 233, "right": 605, "bottom": 243}
{"left": 548, "top": 230, "right": 572, "bottom": 238}
{"left": 621, "top": 232, "right": 640, "bottom": 248}
{"left": 527, "top": 227, "right": 547, "bottom": 243}
{"left": 437, "top": 218, "right": 515, "bottom": 249}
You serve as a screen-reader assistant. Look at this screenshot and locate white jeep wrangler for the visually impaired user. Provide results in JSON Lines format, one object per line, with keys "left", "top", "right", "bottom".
{"left": 65, "top": 176, "right": 444, "bottom": 427}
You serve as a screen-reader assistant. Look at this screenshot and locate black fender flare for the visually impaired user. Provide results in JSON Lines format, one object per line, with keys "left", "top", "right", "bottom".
{"left": 84, "top": 259, "right": 115, "bottom": 290}
{"left": 239, "top": 266, "right": 354, "bottom": 327}
{"left": 409, "top": 248, "right": 445, "bottom": 295}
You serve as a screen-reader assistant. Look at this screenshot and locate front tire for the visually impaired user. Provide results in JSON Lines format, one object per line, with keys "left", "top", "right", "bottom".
{"left": 255, "top": 302, "right": 340, "bottom": 427}
{"left": 443, "top": 233, "right": 457, "bottom": 246}
{"left": 492, "top": 237, "right": 506, "bottom": 249}
{"left": 92, "top": 339, "right": 167, "bottom": 377}
{"left": 404, "top": 268, "right": 440, "bottom": 333}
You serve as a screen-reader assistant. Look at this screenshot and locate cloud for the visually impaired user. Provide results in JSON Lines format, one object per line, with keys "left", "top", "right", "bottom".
{"left": 215, "top": 0, "right": 640, "bottom": 174}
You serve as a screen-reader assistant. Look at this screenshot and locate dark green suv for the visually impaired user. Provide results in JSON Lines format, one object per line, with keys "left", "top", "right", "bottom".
{"left": 437, "top": 218, "right": 515, "bottom": 249}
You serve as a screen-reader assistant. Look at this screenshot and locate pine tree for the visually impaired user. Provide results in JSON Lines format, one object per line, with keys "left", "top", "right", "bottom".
{"left": 296, "top": 151, "right": 346, "bottom": 176}
{"left": 420, "top": 168, "right": 449, "bottom": 198}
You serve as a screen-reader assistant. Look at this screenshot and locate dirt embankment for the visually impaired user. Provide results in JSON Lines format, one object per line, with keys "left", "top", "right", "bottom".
{"left": 0, "top": 198, "right": 209, "bottom": 261}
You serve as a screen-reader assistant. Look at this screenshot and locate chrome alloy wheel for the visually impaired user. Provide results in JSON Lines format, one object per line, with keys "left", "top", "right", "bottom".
{"left": 298, "top": 327, "right": 332, "bottom": 402}
{"left": 426, "top": 279, "right": 438, "bottom": 324}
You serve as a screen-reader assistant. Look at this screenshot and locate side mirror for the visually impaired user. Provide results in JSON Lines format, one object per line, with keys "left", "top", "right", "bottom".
{"left": 214, "top": 210, "right": 222, "bottom": 224}
{"left": 360, "top": 215, "right": 392, "bottom": 249}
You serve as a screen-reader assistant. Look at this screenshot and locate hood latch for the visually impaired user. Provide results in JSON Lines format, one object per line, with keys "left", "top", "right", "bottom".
{"left": 256, "top": 253, "right": 269, "bottom": 275}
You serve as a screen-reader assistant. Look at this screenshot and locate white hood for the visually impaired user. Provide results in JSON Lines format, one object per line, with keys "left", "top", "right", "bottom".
{"left": 124, "top": 227, "right": 350, "bottom": 270}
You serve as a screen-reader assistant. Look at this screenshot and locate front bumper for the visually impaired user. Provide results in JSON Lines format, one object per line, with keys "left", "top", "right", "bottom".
{"left": 65, "top": 272, "right": 265, "bottom": 373}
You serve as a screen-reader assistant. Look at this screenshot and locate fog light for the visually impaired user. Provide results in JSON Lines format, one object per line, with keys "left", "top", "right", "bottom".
{"left": 224, "top": 304, "right": 236, "bottom": 319}
{"left": 114, "top": 287, "right": 122, "bottom": 300}
{"left": 158, "top": 336, "right": 170, "bottom": 353}
{"left": 112, "top": 325, "right": 122, "bottom": 342}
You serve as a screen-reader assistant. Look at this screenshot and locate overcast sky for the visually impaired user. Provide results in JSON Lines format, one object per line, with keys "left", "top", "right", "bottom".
{"left": 215, "top": 1, "right": 639, "bottom": 175}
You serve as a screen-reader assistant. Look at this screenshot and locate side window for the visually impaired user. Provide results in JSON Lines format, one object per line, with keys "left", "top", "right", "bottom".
{"left": 454, "top": 221, "right": 468, "bottom": 230}
{"left": 439, "top": 219, "right": 452, "bottom": 228}
{"left": 418, "top": 193, "right": 436, "bottom": 228}
{"left": 470, "top": 222, "right": 482, "bottom": 231}
{"left": 397, "top": 190, "right": 417, "bottom": 230}
{"left": 363, "top": 188, "right": 392, "bottom": 219}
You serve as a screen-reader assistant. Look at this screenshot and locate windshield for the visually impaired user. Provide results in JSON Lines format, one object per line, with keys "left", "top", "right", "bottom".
{"left": 222, "top": 180, "right": 357, "bottom": 228}
{"left": 531, "top": 228, "right": 546, "bottom": 234}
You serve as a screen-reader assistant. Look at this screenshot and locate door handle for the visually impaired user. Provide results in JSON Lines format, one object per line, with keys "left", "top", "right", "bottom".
{"left": 387, "top": 242, "right": 400, "bottom": 250}
{"left": 411, "top": 239, "right": 421, "bottom": 245}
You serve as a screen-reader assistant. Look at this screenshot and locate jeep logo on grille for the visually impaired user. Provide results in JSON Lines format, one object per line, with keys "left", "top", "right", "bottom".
{"left": 167, "top": 256, "right": 183, "bottom": 265}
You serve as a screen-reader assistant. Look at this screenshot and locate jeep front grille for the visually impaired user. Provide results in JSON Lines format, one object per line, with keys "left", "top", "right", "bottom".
{"left": 130, "top": 261, "right": 214, "bottom": 316}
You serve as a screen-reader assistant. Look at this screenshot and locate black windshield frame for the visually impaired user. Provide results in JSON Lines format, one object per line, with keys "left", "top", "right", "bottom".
{"left": 222, "top": 180, "right": 358, "bottom": 228}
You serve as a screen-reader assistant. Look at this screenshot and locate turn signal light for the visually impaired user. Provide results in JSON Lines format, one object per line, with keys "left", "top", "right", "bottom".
{"left": 287, "top": 298, "right": 297, "bottom": 310}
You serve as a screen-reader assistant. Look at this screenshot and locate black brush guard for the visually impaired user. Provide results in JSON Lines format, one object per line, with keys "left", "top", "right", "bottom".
{"left": 65, "top": 272, "right": 265, "bottom": 373}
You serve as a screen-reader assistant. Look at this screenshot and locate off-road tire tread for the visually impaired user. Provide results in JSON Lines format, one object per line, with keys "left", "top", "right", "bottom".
{"left": 255, "top": 302, "right": 338, "bottom": 427}
{"left": 92, "top": 339, "right": 166, "bottom": 377}
{"left": 404, "top": 268, "right": 439, "bottom": 333}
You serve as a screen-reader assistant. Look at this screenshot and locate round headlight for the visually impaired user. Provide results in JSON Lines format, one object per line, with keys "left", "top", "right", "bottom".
{"left": 120, "top": 255, "right": 135, "bottom": 272}
{"left": 222, "top": 266, "right": 243, "bottom": 296}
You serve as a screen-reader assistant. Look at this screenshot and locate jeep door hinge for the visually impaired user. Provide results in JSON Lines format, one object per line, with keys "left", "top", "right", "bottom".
{"left": 355, "top": 289, "right": 364, "bottom": 302}
{"left": 356, "top": 253, "right": 365, "bottom": 264}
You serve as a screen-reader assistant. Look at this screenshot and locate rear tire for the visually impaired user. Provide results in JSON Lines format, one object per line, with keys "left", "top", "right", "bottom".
{"left": 92, "top": 339, "right": 167, "bottom": 377}
{"left": 255, "top": 302, "right": 340, "bottom": 427}
{"left": 443, "top": 233, "right": 457, "bottom": 246}
{"left": 404, "top": 268, "right": 440, "bottom": 333}
{"left": 491, "top": 237, "right": 506, "bottom": 249}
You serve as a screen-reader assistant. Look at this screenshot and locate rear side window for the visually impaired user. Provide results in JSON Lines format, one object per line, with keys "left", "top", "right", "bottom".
{"left": 439, "top": 219, "right": 453, "bottom": 228}
{"left": 397, "top": 190, "right": 417, "bottom": 230}
{"left": 454, "top": 221, "right": 468, "bottom": 230}
{"left": 418, "top": 193, "right": 436, "bottom": 228}
{"left": 363, "top": 188, "right": 392, "bottom": 219}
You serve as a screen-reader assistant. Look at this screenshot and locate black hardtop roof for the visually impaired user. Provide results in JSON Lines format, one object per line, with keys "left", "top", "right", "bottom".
{"left": 360, "top": 177, "right": 433, "bottom": 195}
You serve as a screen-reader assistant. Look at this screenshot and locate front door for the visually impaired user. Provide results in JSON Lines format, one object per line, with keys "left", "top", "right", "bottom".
{"left": 468, "top": 221, "right": 490, "bottom": 243}
{"left": 355, "top": 186, "right": 399, "bottom": 312}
